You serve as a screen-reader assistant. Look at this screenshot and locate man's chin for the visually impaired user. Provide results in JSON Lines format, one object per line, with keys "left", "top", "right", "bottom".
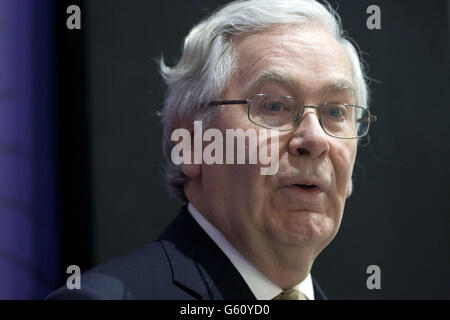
{"left": 270, "top": 211, "right": 335, "bottom": 246}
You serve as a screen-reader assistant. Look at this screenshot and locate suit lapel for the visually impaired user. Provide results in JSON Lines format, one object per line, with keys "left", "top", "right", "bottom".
{"left": 159, "top": 206, "right": 328, "bottom": 300}
{"left": 312, "top": 277, "right": 328, "bottom": 300}
{"left": 158, "top": 206, "right": 256, "bottom": 300}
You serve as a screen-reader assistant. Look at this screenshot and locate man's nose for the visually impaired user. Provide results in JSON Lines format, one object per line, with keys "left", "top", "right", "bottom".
{"left": 287, "top": 110, "right": 330, "bottom": 159}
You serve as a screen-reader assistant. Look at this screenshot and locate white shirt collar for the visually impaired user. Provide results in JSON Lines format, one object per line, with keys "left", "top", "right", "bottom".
{"left": 187, "top": 202, "right": 315, "bottom": 300}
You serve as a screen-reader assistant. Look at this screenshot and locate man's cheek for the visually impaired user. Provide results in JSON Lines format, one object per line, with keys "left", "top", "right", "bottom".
{"left": 336, "top": 142, "right": 356, "bottom": 168}
{"left": 332, "top": 147, "right": 355, "bottom": 193}
{"left": 259, "top": 130, "right": 280, "bottom": 176}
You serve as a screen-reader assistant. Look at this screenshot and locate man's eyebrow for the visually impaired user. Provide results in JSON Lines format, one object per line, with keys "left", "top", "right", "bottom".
{"left": 246, "top": 70, "right": 355, "bottom": 98}
{"left": 321, "top": 79, "right": 356, "bottom": 97}
{"left": 246, "top": 70, "right": 304, "bottom": 94}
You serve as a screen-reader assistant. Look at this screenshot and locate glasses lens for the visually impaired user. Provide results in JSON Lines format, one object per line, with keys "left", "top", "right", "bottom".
{"left": 249, "top": 94, "right": 299, "bottom": 130}
{"left": 320, "top": 104, "right": 370, "bottom": 138}
{"left": 356, "top": 107, "right": 371, "bottom": 137}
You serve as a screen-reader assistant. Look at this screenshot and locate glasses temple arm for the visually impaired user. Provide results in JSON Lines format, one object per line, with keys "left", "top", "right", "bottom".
{"left": 357, "top": 115, "right": 377, "bottom": 123}
{"left": 209, "top": 99, "right": 249, "bottom": 106}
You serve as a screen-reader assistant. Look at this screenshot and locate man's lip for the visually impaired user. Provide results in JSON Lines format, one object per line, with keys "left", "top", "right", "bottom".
{"left": 281, "top": 183, "right": 325, "bottom": 203}
{"left": 281, "top": 181, "right": 326, "bottom": 192}
{"left": 292, "top": 184, "right": 322, "bottom": 192}
{"left": 293, "top": 183, "right": 320, "bottom": 189}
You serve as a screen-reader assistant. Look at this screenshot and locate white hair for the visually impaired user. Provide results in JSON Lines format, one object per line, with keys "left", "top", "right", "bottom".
{"left": 159, "top": 0, "right": 370, "bottom": 201}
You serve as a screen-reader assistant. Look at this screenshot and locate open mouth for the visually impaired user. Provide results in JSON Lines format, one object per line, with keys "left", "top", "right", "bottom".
{"left": 294, "top": 184, "right": 317, "bottom": 190}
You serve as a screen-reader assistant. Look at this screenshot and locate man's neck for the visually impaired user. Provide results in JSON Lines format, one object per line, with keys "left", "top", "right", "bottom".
{"left": 187, "top": 202, "right": 315, "bottom": 299}
{"left": 225, "top": 224, "right": 315, "bottom": 289}
{"left": 185, "top": 184, "right": 316, "bottom": 290}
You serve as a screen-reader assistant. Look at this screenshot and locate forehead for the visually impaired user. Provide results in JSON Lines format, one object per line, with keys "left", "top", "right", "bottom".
{"left": 232, "top": 24, "right": 354, "bottom": 97}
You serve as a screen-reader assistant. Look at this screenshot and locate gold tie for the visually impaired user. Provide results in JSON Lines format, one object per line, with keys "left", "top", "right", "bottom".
{"left": 273, "top": 289, "right": 308, "bottom": 300}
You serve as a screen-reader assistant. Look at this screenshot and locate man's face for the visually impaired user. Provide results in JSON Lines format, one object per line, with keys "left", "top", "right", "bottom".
{"left": 193, "top": 24, "right": 357, "bottom": 260}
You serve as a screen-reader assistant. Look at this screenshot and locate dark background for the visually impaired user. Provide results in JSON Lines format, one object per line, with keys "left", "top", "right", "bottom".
{"left": 55, "top": 0, "right": 450, "bottom": 299}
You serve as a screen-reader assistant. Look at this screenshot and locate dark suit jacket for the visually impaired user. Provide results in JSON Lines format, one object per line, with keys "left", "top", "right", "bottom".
{"left": 47, "top": 206, "right": 327, "bottom": 300}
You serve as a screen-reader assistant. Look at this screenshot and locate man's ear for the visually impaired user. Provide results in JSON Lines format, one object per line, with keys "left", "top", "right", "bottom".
{"left": 182, "top": 163, "right": 201, "bottom": 178}
{"left": 346, "top": 179, "right": 353, "bottom": 198}
{"left": 178, "top": 120, "right": 202, "bottom": 179}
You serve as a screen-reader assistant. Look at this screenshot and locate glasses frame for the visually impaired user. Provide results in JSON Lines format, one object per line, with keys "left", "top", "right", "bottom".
{"left": 209, "top": 93, "right": 377, "bottom": 139}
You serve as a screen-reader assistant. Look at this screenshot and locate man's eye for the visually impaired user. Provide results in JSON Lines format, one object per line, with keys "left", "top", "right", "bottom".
{"left": 264, "top": 101, "right": 285, "bottom": 112}
{"left": 324, "top": 105, "right": 346, "bottom": 119}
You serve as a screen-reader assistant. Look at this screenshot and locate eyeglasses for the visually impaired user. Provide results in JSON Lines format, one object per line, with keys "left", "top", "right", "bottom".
{"left": 209, "top": 93, "right": 377, "bottom": 139}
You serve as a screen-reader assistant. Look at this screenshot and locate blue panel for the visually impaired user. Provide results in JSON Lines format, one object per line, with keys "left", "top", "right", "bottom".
{"left": 0, "top": 0, "right": 58, "bottom": 299}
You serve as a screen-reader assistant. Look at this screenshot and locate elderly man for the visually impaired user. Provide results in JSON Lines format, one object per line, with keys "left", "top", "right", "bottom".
{"left": 48, "top": 0, "right": 375, "bottom": 300}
